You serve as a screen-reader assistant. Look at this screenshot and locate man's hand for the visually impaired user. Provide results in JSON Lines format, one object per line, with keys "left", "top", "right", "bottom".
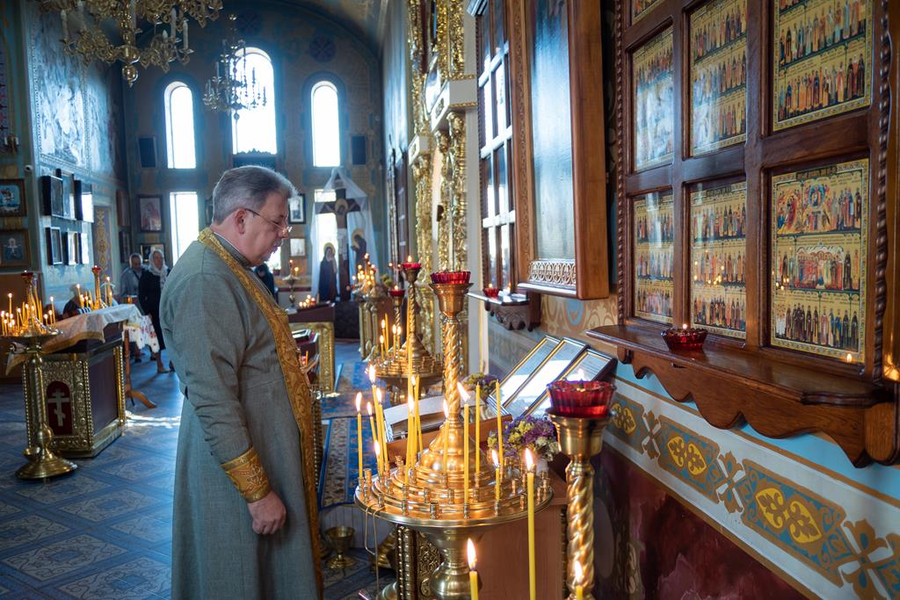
{"left": 247, "top": 490, "right": 286, "bottom": 535}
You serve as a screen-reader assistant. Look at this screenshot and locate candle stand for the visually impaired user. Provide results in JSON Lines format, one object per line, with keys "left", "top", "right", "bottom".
{"left": 374, "top": 264, "right": 442, "bottom": 407}
{"left": 548, "top": 412, "right": 614, "bottom": 600}
{"left": 357, "top": 274, "right": 552, "bottom": 600}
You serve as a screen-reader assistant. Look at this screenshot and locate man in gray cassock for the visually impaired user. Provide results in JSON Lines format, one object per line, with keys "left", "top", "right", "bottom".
{"left": 162, "top": 166, "right": 321, "bottom": 599}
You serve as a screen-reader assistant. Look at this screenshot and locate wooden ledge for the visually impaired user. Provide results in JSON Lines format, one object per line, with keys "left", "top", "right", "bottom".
{"left": 587, "top": 324, "right": 899, "bottom": 467}
{"left": 468, "top": 291, "right": 541, "bottom": 331}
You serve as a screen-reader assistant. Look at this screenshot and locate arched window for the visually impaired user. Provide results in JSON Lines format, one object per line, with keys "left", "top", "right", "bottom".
{"left": 311, "top": 81, "right": 341, "bottom": 167}
{"left": 164, "top": 81, "right": 196, "bottom": 169}
{"left": 232, "top": 48, "right": 276, "bottom": 154}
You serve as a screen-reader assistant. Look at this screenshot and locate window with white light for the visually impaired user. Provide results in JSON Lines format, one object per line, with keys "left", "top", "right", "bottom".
{"left": 311, "top": 81, "right": 341, "bottom": 167}
{"left": 232, "top": 48, "right": 276, "bottom": 154}
{"left": 169, "top": 191, "right": 199, "bottom": 262}
{"left": 165, "top": 82, "right": 197, "bottom": 169}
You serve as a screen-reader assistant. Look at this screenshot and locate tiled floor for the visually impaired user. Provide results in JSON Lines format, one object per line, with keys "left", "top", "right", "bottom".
{"left": 0, "top": 342, "right": 387, "bottom": 599}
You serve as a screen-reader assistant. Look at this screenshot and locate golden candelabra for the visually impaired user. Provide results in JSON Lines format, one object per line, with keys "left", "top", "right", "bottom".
{"left": 548, "top": 412, "right": 614, "bottom": 600}
{"left": 3, "top": 272, "right": 74, "bottom": 480}
{"left": 37, "top": 0, "right": 221, "bottom": 86}
{"left": 374, "top": 264, "right": 442, "bottom": 407}
{"left": 357, "top": 275, "right": 552, "bottom": 600}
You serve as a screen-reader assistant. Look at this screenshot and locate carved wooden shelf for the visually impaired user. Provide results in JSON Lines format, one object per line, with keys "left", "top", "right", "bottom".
{"left": 468, "top": 291, "right": 541, "bottom": 331}
{"left": 587, "top": 325, "right": 899, "bottom": 467}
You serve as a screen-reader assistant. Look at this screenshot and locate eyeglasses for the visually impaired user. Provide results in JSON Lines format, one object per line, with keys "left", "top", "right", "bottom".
{"left": 245, "top": 208, "right": 292, "bottom": 236}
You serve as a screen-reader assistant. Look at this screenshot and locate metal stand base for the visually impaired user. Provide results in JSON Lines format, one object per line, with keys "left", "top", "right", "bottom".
{"left": 16, "top": 446, "right": 77, "bottom": 480}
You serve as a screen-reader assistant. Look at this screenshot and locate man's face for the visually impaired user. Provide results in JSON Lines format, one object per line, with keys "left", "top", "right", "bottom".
{"left": 242, "top": 192, "right": 289, "bottom": 266}
{"left": 130, "top": 256, "right": 142, "bottom": 270}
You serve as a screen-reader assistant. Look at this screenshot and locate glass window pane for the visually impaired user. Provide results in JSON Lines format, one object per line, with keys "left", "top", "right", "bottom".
{"left": 484, "top": 153, "right": 495, "bottom": 218}
{"left": 495, "top": 147, "right": 507, "bottom": 217}
{"left": 232, "top": 48, "right": 276, "bottom": 154}
{"left": 312, "top": 82, "right": 341, "bottom": 167}
{"left": 482, "top": 78, "right": 493, "bottom": 143}
{"left": 500, "top": 224, "right": 512, "bottom": 291}
{"left": 495, "top": 60, "right": 507, "bottom": 133}
{"left": 165, "top": 83, "right": 196, "bottom": 169}
{"left": 487, "top": 226, "right": 498, "bottom": 288}
{"left": 315, "top": 189, "right": 337, "bottom": 204}
{"left": 492, "top": 0, "right": 505, "bottom": 54}
{"left": 169, "top": 191, "right": 199, "bottom": 262}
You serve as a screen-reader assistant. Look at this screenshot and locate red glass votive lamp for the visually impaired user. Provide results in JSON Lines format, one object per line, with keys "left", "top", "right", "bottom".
{"left": 547, "top": 380, "right": 615, "bottom": 418}
{"left": 389, "top": 286, "right": 406, "bottom": 299}
{"left": 483, "top": 284, "right": 500, "bottom": 298}
{"left": 401, "top": 255, "right": 422, "bottom": 270}
{"left": 661, "top": 325, "right": 708, "bottom": 351}
{"left": 430, "top": 270, "right": 471, "bottom": 285}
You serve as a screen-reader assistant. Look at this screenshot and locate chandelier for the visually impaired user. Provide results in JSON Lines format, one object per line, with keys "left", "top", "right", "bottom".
{"left": 202, "top": 14, "right": 267, "bottom": 118}
{"left": 34, "top": 0, "right": 223, "bottom": 86}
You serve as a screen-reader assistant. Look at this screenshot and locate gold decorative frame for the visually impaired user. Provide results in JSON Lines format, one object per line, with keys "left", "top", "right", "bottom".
{"left": 293, "top": 321, "right": 335, "bottom": 393}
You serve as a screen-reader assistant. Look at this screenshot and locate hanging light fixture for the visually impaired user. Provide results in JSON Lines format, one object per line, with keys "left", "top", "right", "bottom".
{"left": 202, "top": 13, "right": 267, "bottom": 119}
{"left": 34, "top": 0, "right": 222, "bottom": 86}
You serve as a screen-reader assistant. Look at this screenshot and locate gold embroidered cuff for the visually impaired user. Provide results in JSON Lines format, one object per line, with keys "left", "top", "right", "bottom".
{"left": 222, "top": 447, "right": 271, "bottom": 503}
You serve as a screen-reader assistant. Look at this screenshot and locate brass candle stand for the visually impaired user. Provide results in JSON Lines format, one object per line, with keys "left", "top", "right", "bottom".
{"left": 357, "top": 275, "right": 552, "bottom": 600}
{"left": 548, "top": 412, "right": 614, "bottom": 600}
{"left": 282, "top": 271, "right": 298, "bottom": 309}
{"left": 4, "top": 272, "right": 75, "bottom": 479}
{"left": 374, "top": 265, "right": 441, "bottom": 407}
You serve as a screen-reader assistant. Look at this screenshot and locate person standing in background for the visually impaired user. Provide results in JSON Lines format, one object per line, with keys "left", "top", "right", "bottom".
{"left": 140, "top": 249, "right": 171, "bottom": 373}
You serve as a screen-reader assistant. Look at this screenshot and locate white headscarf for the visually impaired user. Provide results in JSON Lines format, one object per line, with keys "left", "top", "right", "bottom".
{"left": 148, "top": 250, "right": 168, "bottom": 288}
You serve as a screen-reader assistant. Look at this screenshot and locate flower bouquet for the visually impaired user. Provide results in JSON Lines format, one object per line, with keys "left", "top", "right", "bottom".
{"left": 463, "top": 372, "right": 499, "bottom": 393}
{"left": 487, "top": 414, "right": 559, "bottom": 462}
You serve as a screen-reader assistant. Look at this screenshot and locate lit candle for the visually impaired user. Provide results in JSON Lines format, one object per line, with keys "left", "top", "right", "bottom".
{"left": 376, "top": 388, "right": 388, "bottom": 469}
{"left": 49, "top": 297, "right": 54, "bottom": 323}
{"left": 7, "top": 293, "right": 11, "bottom": 315}
{"left": 406, "top": 394, "right": 414, "bottom": 484}
{"left": 574, "top": 560, "right": 584, "bottom": 600}
{"left": 458, "top": 383, "right": 470, "bottom": 506}
{"left": 379, "top": 334, "right": 385, "bottom": 361}
{"left": 373, "top": 442, "right": 381, "bottom": 478}
{"left": 495, "top": 380, "right": 503, "bottom": 472}
{"left": 467, "top": 538, "right": 479, "bottom": 600}
{"left": 356, "top": 393, "right": 363, "bottom": 483}
{"left": 846, "top": 353, "right": 853, "bottom": 363}
{"left": 367, "top": 402, "right": 380, "bottom": 475}
{"left": 443, "top": 400, "right": 450, "bottom": 472}
{"left": 525, "top": 448, "right": 536, "bottom": 600}
{"left": 475, "top": 384, "right": 481, "bottom": 475}
{"left": 76, "top": 284, "right": 81, "bottom": 308}
{"left": 492, "top": 449, "right": 500, "bottom": 502}
{"left": 368, "top": 366, "right": 387, "bottom": 465}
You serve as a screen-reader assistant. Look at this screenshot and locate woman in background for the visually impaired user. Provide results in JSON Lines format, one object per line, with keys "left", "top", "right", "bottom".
{"left": 140, "top": 249, "right": 171, "bottom": 373}
{"left": 317, "top": 243, "right": 338, "bottom": 302}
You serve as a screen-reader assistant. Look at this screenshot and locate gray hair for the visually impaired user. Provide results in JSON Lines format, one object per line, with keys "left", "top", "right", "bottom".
{"left": 212, "top": 166, "right": 296, "bottom": 224}
{"left": 128, "top": 253, "right": 142, "bottom": 262}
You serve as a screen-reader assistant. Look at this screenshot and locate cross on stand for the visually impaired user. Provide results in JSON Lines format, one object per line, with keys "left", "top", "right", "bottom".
{"left": 316, "top": 185, "right": 362, "bottom": 301}
{"left": 48, "top": 388, "right": 70, "bottom": 427}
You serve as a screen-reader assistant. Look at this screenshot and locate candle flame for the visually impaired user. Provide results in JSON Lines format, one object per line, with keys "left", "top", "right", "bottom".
{"left": 367, "top": 365, "right": 376, "bottom": 383}
{"left": 492, "top": 449, "right": 499, "bottom": 467}
{"left": 379, "top": 335, "right": 384, "bottom": 344}
{"left": 682, "top": 323, "right": 688, "bottom": 330}
{"left": 576, "top": 368, "right": 587, "bottom": 381}
{"left": 574, "top": 559, "right": 582, "bottom": 583}
{"left": 524, "top": 448, "right": 534, "bottom": 471}
{"left": 355, "top": 392, "right": 362, "bottom": 412}
{"left": 407, "top": 394, "right": 414, "bottom": 412}
{"left": 367, "top": 401, "right": 373, "bottom": 416}
{"left": 467, "top": 538, "right": 477, "bottom": 570}
{"left": 443, "top": 400, "right": 449, "bottom": 418}
{"left": 410, "top": 374, "right": 417, "bottom": 388}
{"left": 407, "top": 255, "right": 413, "bottom": 262}
{"left": 376, "top": 388, "right": 383, "bottom": 405}
{"left": 374, "top": 442, "right": 380, "bottom": 457}
{"left": 456, "top": 382, "right": 469, "bottom": 403}
{"left": 846, "top": 353, "right": 853, "bottom": 363}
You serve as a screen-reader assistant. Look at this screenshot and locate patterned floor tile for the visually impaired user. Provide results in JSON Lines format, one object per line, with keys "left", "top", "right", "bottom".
{"left": 100, "top": 460, "right": 173, "bottom": 483}
{"left": 2, "top": 534, "right": 126, "bottom": 582}
{"left": 142, "top": 475, "right": 175, "bottom": 494}
{"left": 0, "top": 515, "right": 68, "bottom": 551}
{"left": 56, "top": 556, "right": 170, "bottom": 599}
{"left": 109, "top": 514, "right": 171, "bottom": 544}
{"left": 14, "top": 476, "right": 109, "bottom": 506}
{"left": 58, "top": 489, "right": 159, "bottom": 523}
{"left": 0, "top": 501, "right": 21, "bottom": 519}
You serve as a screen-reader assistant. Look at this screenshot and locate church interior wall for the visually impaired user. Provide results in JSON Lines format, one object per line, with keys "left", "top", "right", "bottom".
{"left": 1, "top": 1, "right": 128, "bottom": 303}
{"left": 456, "top": 0, "right": 900, "bottom": 596}
{"left": 125, "top": 1, "right": 386, "bottom": 287}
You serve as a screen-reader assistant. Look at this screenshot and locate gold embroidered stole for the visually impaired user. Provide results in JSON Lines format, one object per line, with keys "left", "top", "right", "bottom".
{"left": 198, "top": 229, "right": 323, "bottom": 596}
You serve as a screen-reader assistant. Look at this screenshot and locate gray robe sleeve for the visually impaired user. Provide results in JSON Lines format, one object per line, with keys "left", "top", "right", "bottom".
{"left": 162, "top": 273, "right": 255, "bottom": 465}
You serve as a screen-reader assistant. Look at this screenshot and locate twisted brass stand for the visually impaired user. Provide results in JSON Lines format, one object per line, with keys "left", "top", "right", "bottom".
{"left": 357, "top": 276, "right": 551, "bottom": 600}
{"left": 548, "top": 413, "right": 613, "bottom": 600}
